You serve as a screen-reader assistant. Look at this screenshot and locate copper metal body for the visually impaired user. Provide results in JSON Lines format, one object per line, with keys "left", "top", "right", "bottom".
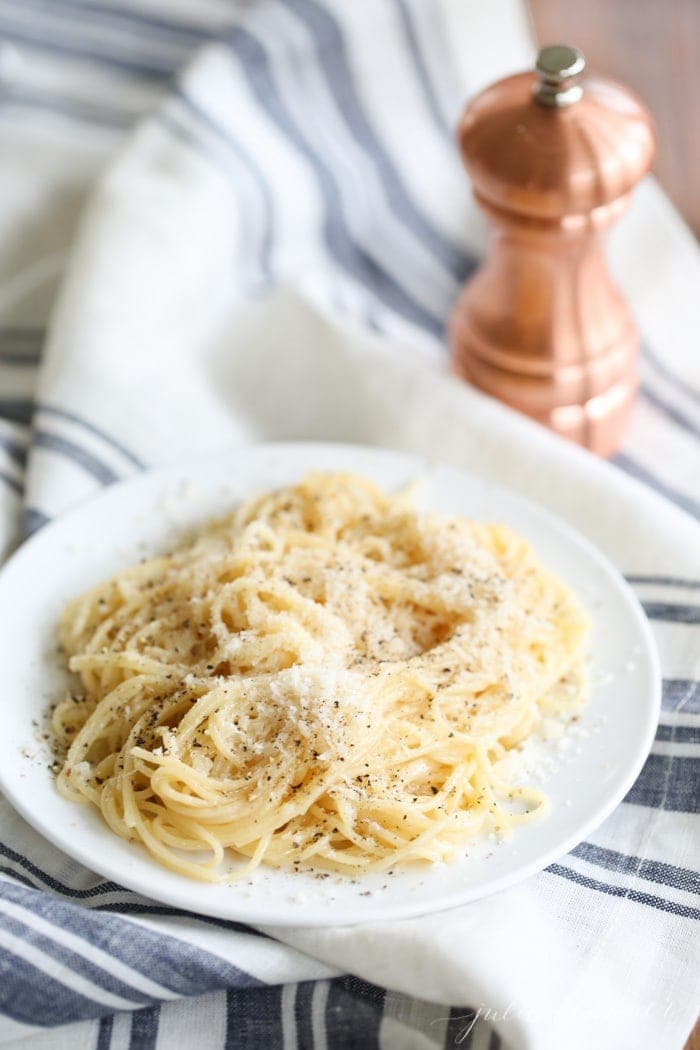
{"left": 449, "top": 46, "right": 655, "bottom": 456}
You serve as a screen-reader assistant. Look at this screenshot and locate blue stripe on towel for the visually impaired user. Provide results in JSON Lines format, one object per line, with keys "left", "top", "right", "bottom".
{"left": 36, "top": 0, "right": 215, "bottom": 43}
{"left": 642, "top": 602, "right": 700, "bottom": 624}
{"left": 0, "top": 865, "right": 262, "bottom": 939}
{"left": 627, "top": 575, "right": 700, "bottom": 589}
{"left": 615, "top": 453, "right": 700, "bottom": 521}
{"left": 97, "top": 1014, "right": 113, "bottom": 1050}
{"left": 547, "top": 864, "right": 700, "bottom": 919}
{"left": 0, "top": 399, "right": 33, "bottom": 426}
{"left": 0, "top": 881, "right": 265, "bottom": 998}
{"left": 224, "top": 985, "right": 284, "bottom": 1049}
{"left": 23, "top": 507, "right": 51, "bottom": 537}
{"left": 0, "top": 327, "right": 44, "bottom": 366}
{"left": 33, "top": 430, "right": 121, "bottom": 486}
{"left": 571, "top": 842, "right": 700, "bottom": 896}
{"left": 129, "top": 1003, "right": 161, "bottom": 1049}
{"left": 0, "top": 840, "right": 263, "bottom": 938}
{"left": 324, "top": 976, "right": 385, "bottom": 1049}
{"left": 2, "top": 88, "right": 134, "bottom": 129}
{"left": 282, "top": 0, "right": 473, "bottom": 281}
{"left": 0, "top": 22, "right": 173, "bottom": 80}
{"left": 171, "top": 89, "right": 275, "bottom": 281}
{"left": 293, "top": 980, "right": 315, "bottom": 1049}
{"left": 0, "top": 470, "right": 22, "bottom": 496}
{"left": 37, "top": 404, "right": 145, "bottom": 469}
{"left": 656, "top": 724, "right": 700, "bottom": 743}
{"left": 445, "top": 1007, "right": 482, "bottom": 1048}
{"left": 0, "top": 946, "right": 112, "bottom": 1026}
{"left": 662, "top": 680, "right": 700, "bottom": 713}
{"left": 227, "top": 27, "right": 445, "bottom": 336}
{"left": 0, "top": 909, "right": 156, "bottom": 1007}
{"left": 392, "top": 0, "right": 452, "bottom": 136}
{"left": 0, "top": 433, "right": 27, "bottom": 468}
{"left": 625, "top": 754, "right": 699, "bottom": 813}
{"left": 641, "top": 383, "right": 700, "bottom": 442}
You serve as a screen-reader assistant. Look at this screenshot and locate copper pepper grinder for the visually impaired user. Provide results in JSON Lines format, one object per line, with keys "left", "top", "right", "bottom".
{"left": 449, "top": 45, "right": 655, "bottom": 456}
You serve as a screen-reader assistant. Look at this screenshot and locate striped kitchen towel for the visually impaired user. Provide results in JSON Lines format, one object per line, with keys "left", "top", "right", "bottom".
{"left": 0, "top": 1, "right": 698, "bottom": 1048}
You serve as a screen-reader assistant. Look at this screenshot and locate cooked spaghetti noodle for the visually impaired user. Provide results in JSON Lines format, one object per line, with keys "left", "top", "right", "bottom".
{"left": 54, "top": 472, "right": 588, "bottom": 881}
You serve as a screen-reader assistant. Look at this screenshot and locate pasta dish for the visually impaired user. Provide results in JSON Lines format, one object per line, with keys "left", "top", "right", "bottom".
{"left": 54, "top": 472, "right": 588, "bottom": 881}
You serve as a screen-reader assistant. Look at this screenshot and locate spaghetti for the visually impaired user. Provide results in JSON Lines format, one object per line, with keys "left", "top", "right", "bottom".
{"left": 54, "top": 472, "right": 588, "bottom": 881}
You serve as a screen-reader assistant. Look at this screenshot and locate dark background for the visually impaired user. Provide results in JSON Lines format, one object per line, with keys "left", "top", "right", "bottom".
{"left": 529, "top": 0, "right": 700, "bottom": 238}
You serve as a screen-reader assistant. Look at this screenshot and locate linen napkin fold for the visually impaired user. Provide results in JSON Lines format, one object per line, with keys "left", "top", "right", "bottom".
{"left": 0, "top": 2, "right": 698, "bottom": 1049}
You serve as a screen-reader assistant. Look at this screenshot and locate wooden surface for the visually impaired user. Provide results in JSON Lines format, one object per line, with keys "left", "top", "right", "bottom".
{"left": 529, "top": 0, "right": 700, "bottom": 237}
{"left": 689, "top": 1020, "right": 700, "bottom": 1050}
{"left": 525, "top": 12, "right": 699, "bottom": 1048}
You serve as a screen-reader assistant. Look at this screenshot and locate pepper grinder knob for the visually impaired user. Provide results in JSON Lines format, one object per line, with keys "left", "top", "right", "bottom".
{"left": 449, "top": 45, "right": 655, "bottom": 457}
{"left": 534, "top": 44, "right": 585, "bottom": 106}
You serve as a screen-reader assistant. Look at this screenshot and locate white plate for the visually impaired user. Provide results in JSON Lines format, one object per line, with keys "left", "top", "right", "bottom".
{"left": 0, "top": 442, "right": 660, "bottom": 926}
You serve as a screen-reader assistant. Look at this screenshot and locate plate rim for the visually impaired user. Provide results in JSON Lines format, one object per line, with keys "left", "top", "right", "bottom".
{"left": 0, "top": 440, "right": 662, "bottom": 926}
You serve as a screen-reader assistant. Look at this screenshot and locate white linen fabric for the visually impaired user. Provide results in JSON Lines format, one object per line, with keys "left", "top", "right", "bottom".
{"left": 0, "top": 2, "right": 698, "bottom": 1049}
